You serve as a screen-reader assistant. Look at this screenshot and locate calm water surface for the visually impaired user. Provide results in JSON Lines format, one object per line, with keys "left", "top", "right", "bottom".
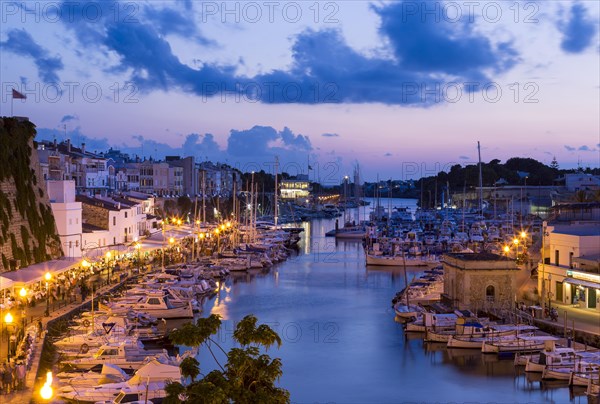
{"left": 193, "top": 199, "right": 585, "bottom": 403}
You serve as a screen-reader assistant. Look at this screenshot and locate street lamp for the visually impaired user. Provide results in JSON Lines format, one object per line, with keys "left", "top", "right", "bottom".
{"left": 44, "top": 271, "right": 51, "bottom": 316}
{"left": 214, "top": 228, "right": 220, "bottom": 253}
{"left": 4, "top": 312, "right": 13, "bottom": 361}
{"left": 134, "top": 242, "right": 141, "bottom": 274}
{"left": 105, "top": 251, "right": 112, "bottom": 284}
{"left": 503, "top": 245, "right": 510, "bottom": 256}
{"left": 19, "top": 287, "right": 27, "bottom": 333}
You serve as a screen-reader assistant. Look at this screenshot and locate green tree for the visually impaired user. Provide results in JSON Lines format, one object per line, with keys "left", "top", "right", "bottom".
{"left": 177, "top": 195, "right": 193, "bottom": 217}
{"left": 167, "top": 314, "right": 289, "bottom": 404}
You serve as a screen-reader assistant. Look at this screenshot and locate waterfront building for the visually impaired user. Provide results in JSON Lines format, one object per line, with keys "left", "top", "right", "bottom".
{"left": 539, "top": 224, "right": 600, "bottom": 312}
{"left": 280, "top": 175, "right": 311, "bottom": 201}
{"left": 37, "top": 139, "right": 115, "bottom": 195}
{"left": 76, "top": 194, "right": 145, "bottom": 246}
{"left": 442, "top": 252, "right": 519, "bottom": 311}
{"left": 563, "top": 173, "right": 600, "bottom": 192}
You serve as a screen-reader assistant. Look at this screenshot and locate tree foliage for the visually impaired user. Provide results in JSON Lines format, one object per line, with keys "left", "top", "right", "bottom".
{"left": 167, "top": 314, "right": 290, "bottom": 404}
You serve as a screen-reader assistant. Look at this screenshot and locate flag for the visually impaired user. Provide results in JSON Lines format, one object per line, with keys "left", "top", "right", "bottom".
{"left": 12, "top": 89, "right": 26, "bottom": 99}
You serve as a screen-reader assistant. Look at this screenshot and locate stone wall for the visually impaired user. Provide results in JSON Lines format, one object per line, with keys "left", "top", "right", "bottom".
{"left": 0, "top": 117, "right": 63, "bottom": 271}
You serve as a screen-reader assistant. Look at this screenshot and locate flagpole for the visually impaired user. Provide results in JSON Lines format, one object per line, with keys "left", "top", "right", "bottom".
{"left": 11, "top": 97, "right": 14, "bottom": 117}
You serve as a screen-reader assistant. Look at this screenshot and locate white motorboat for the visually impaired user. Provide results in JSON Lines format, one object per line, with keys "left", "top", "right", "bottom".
{"left": 102, "top": 294, "right": 194, "bottom": 319}
{"left": 62, "top": 342, "right": 169, "bottom": 371}
{"left": 59, "top": 358, "right": 181, "bottom": 402}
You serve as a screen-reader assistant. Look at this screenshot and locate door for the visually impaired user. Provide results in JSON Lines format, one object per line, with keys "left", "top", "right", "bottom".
{"left": 589, "top": 288, "right": 597, "bottom": 309}
{"left": 555, "top": 281, "right": 563, "bottom": 302}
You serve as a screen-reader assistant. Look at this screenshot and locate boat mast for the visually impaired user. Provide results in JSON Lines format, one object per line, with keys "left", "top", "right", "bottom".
{"left": 402, "top": 249, "right": 409, "bottom": 307}
{"left": 274, "top": 156, "right": 279, "bottom": 228}
{"left": 477, "top": 141, "right": 483, "bottom": 216}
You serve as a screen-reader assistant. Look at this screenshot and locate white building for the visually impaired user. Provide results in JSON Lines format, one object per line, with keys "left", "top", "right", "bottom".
{"left": 564, "top": 173, "right": 600, "bottom": 192}
{"left": 539, "top": 224, "right": 600, "bottom": 312}
{"left": 47, "top": 180, "right": 83, "bottom": 258}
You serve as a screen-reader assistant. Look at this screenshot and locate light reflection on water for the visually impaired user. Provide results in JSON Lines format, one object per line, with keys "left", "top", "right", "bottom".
{"left": 179, "top": 199, "right": 583, "bottom": 403}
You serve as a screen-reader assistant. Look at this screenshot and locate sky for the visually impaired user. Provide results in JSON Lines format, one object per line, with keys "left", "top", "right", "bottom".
{"left": 1, "top": 0, "right": 599, "bottom": 183}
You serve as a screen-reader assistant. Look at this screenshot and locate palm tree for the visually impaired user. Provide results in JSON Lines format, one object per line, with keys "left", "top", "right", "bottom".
{"left": 180, "top": 357, "right": 200, "bottom": 382}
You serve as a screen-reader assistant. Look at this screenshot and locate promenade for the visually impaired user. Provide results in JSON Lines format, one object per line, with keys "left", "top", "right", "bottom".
{"left": 1, "top": 273, "right": 133, "bottom": 403}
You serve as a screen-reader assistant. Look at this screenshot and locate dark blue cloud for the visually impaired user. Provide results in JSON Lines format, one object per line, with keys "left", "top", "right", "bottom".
{"left": 143, "top": 4, "right": 213, "bottom": 44}
{"left": 0, "top": 29, "right": 63, "bottom": 83}
{"left": 375, "top": 2, "right": 518, "bottom": 79}
{"left": 56, "top": 0, "right": 518, "bottom": 106}
{"left": 559, "top": 3, "right": 597, "bottom": 53}
{"left": 61, "top": 115, "right": 78, "bottom": 123}
{"left": 459, "top": 155, "right": 470, "bottom": 160}
{"left": 322, "top": 133, "right": 340, "bottom": 137}
{"left": 578, "top": 145, "right": 596, "bottom": 151}
{"left": 564, "top": 145, "right": 576, "bottom": 151}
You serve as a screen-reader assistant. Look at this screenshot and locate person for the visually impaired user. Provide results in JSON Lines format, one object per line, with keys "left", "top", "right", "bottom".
{"left": 15, "top": 362, "right": 25, "bottom": 390}
{"left": 0, "top": 363, "right": 5, "bottom": 394}
{"left": 3, "top": 362, "right": 13, "bottom": 394}
{"left": 37, "top": 320, "right": 43, "bottom": 340}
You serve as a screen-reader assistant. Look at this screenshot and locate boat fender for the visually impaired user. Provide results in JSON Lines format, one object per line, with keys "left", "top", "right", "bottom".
{"left": 82, "top": 319, "right": 91, "bottom": 328}
{"left": 80, "top": 343, "right": 89, "bottom": 354}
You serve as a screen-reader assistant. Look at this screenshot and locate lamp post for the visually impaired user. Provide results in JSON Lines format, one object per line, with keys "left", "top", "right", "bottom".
{"left": 105, "top": 251, "right": 112, "bottom": 284}
{"left": 134, "top": 242, "right": 141, "bottom": 275}
{"left": 541, "top": 221, "right": 547, "bottom": 307}
{"left": 44, "top": 271, "right": 51, "bottom": 316}
{"left": 19, "top": 287, "right": 27, "bottom": 335}
{"left": 214, "top": 228, "right": 220, "bottom": 253}
{"left": 547, "top": 274, "right": 552, "bottom": 309}
{"left": 4, "top": 312, "right": 13, "bottom": 361}
{"left": 168, "top": 237, "right": 175, "bottom": 264}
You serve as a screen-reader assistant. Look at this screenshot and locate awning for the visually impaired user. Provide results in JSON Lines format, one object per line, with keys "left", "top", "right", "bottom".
{"left": 1, "top": 259, "right": 80, "bottom": 286}
{"left": 0, "top": 276, "right": 15, "bottom": 291}
{"left": 563, "top": 277, "right": 600, "bottom": 289}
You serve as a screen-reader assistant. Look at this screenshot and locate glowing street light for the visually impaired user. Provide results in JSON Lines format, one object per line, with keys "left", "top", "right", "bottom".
{"left": 44, "top": 271, "right": 51, "bottom": 316}
{"left": 19, "top": 287, "right": 27, "bottom": 298}
{"left": 169, "top": 237, "right": 175, "bottom": 245}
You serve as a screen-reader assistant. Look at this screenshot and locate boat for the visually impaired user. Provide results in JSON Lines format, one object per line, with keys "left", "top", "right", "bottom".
{"left": 102, "top": 294, "right": 194, "bottom": 319}
{"left": 393, "top": 301, "right": 426, "bottom": 320}
{"left": 405, "top": 313, "right": 458, "bottom": 333}
{"left": 570, "top": 359, "right": 600, "bottom": 387}
{"left": 325, "top": 225, "right": 366, "bottom": 239}
{"left": 59, "top": 358, "right": 181, "bottom": 402}
{"left": 62, "top": 342, "right": 169, "bottom": 371}
{"left": 524, "top": 346, "right": 576, "bottom": 373}
{"left": 447, "top": 326, "right": 538, "bottom": 349}
{"left": 481, "top": 335, "right": 558, "bottom": 356}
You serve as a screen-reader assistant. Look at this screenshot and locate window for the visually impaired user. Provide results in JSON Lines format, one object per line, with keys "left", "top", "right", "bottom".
{"left": 125, "top": 212, "right": 128, "bottom": 218}
{"left": 113, "top": 217, "right": 116, "bottom": 226}
{"left": 555, "top": 250, "right": 559, "bottom": 266}
{"left": 569, "top": 252, "right": 574, "bottom": 269}
{"left": 486, "top": 285, "right": 495, "bottom": 302}
{"left": 147, "top": 298, "right": 161, "bottom": 305}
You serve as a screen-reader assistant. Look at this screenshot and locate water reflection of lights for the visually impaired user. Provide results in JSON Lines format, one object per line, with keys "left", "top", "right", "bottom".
{"left": 209, "top": 282, "right": 232, "bottom": 319}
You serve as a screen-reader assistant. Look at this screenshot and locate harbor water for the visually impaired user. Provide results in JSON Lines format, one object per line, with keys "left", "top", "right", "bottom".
{"left": 193, "top": 198, "right": 584, "bottom": 403}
